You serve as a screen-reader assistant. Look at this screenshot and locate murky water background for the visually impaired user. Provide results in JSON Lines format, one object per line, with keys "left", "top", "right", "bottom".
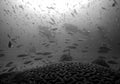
{"left": 0, "top": 0, "right": 120, "bottom": 74}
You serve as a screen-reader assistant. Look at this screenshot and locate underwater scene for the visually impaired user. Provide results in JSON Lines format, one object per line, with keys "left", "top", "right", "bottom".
{"left": 0, "top": 0, "right": 120, "bottom": 83}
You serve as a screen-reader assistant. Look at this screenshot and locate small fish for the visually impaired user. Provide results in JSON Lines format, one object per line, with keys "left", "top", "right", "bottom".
{"left": 72, "top": 43, "right": 78, "bottom": 46}
{"left": 0, "top": 53, "right": 5, "bottom": 57}
{"left": 44, "top": 44, "right": 50, "bottom": 47}
{"left": 73, "top": 9, "right": 78, "bottom": 15}
{"left": 40, "top": 28, "right": 55, "bottom": 40}
{"left": 46, "top": 6, "right": 55, "bottom": 10}
{"left": 11, "top": 38, "right": 17, "bottom": 43}
{"left": 67, "top": 32, "right": 74, "bottom": 35}
{"left": 64, "top": 23, "right": 79, "bottom": 33}
{"left": 42, "top": 52, "right": 52, "bottom": 55}
{"left": 107, "top": 60, "right": 118, "bottom": 64}
{"left": 78, "top": 39, "right": 85, "bottom": 41}
{"left": 112, "top": 0, "right": 118, "bottom": 7}
{"left": 91, "top": 58, "right": 110, "bottom": 68}
{"left": 49, "top": 40, "right": 55, "bottom": 43}
{"left": 7, "top": 34, "right": 11, "bottom": 39}
{"left": 59, "top": 54, "right": 73, "bottom": 62}
{"left": 67, "top": 46, "right": 77, "bottom": 49}
{"left": 112, "top": 55, "right": 120, "bottom": 60}
{"left": 71, "top": 12, "right": 75, "bottom": 17}
{"left": 42, "top": 43, "right": 47, "bottom": 45}
{"left": 5, "top": 62, "right": 13, "bottom": 67}
{"left": 35, "top": 52, "right": 43, "bottom": 55}
{"left": 50, "top": 28, "right": 58, "bottom": 31}
{"left": 34, "top": 57, "right": 42, "bottom": 61}
{"left": 78, "top": 28, "right": 90, "bottom": 37}
{"left": 81, "top": 50, "right": 88, "bottom": 53}
{"left": 63, "top": 49, "right": 69, "bottom": 52}
{"left": 48, "top": 21, "right": 55, "bottom": 25}
{"left": 2, "top": 69, "right": 7, "bottom": 72}
{"left": 65, "top": 39, "right": 71, "bottom": 41}
{"left": 8, "top": 41, "right": 13, "bottom": 48}
{"left": 17, "top": 54, "right": 28, "bottom": 57}
{"left": 29, "top": 46, "right": 36, "bottom": 53}
{"left": 47, "top": 55, "right": 53, "bottom": 58}
{"left": 19, "top": 5, "right": 24, "bottom": 10}
{"left": 16, "top": 44, "right": 23, "bottom": 48}
{"left": 50, "top": 18, "right": 55, "bottom": 23}
{"left": 24, "top": 61, "right": 32, "bottom": 64}
{"left": 102, "top": 7, "right": 106, "bottom": 10}
{"left": 0, "top": 65, "right": 2, "bottom": 69}
{"left": 98, "top": 56, "right": 106, "bottom": 59}
{"left": 98, "top": 46, "right": 111, "bottom": 53}
{"left": 7, "top": 66, "right": 16, "bottom": 72}
{"left": 117, "top": 42, "right": 120, "bottom": 46}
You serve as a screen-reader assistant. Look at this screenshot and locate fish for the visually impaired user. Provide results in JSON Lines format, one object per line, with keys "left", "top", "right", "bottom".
{"left": 24, "top": 61, "right": 32, "bottom": 64}
{"left": 73, "top": 9, "right": 78, "bottom": 15}
{"left": 47, "top": 55, "right": 53, "bottom": 58}
{"left": 17, "top": 54, "right": 28, "bottom": 57}
{"left": 5, "top": 62, "right": 13, "bottom": 67}
{"left": 91, "top": 58, "right": 110, "bottom": 68}
{"left": 59, "top": 54, "right": 73, "bottom": 62}
{"left": 19, "top": 5, "right": 24, "bottom": 10}
{"left": 50, "top": 18, "right": 55, "bottom": 23}
{"left": 67, "top": 46, "right": 77, "bottom": 49}
{"left": 35, "top": 52, "right": 43, "bottom": 55}
{"left": 46, "top": 6, "right": 55, "bottom": 10}
{"left": 112, "top": 0, "right": 118, "bottom": 7}
{"left": 42, "top": 52, "right": 52, "bottom": 55}
{"left": 29, "top": 46, "right": 36, "bottom": 53}
{"left": 65, "top": 39, "right": 71, "bottom": 41}
{"left": 7, "top": 66, "right": 16, "bottom": 72}
{"left": 44, "top": 44, "right": 50, "bottom": 47}
{"left": 2, "top": 69, "right": 7, "bottom": 72}
{"left": 7, "top": 34, "right": 11, "bottom": 39}
{"left": 64, "top": 23, "right": 90, "bottom": 37}
{"left": 98, "top": 56, "right": 107, "bottom": 59}
{"left": 107, "top": 60, "right": 118, "bottom": 64}
{"left": 16, "top": 44, "right": 23, "bottom": 48}
{"left": 64, "top": 23, "right": 79, "bottom": 34}
{"left": 81, "top": 50, "right": 88, "bottom": 53}
{"left": 36, "top": 52, "right": 52, "bottom": 55}
{"left": 8, "top": 41, "right": 13, "bottom": 48}
{"left": 63, "top": 49, "right": 69, "bottom": 52}
{"left": 77, "top": 39, "right": 85, "bottom": 41}
{"left": 112, "top": 55, "right": 120, "bottom": 60}
{"left": 50, "top": 28, "right": 58, "bottom": 31}
{"left": 71, "top": 13, "right": 75, "bottom": 17}
{"left": 72, "top": 43, "right": 79, "bottom": 46}
{"left": 40, "top": 28, "right": 55, "bottom": 40}
{"left": 48, "top": 21, "right": 55, "bottom": 25}
{"left": 98, "top": 46, "right": 111, "bottom": 54}
{"left": 0, "top": 65, "right": 2, "bottom": 69}
{"left": 34, "top": 57, "right": 42, "bottom": 61}
{"left": 0, "top": 53, "right": 5, "bottom": 57}
{"left": 78, "top": 28, "right": 90, "bottom": 37}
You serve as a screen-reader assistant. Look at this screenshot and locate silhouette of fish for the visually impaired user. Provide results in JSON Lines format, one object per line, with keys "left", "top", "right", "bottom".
{"left": 0, "top": 53, "right": 5, "bottom": 57}
{"left": 24, "top": 61, "right": 32, "bottom": 65}
{"left": 38, "top": 26, "right": 55, "bottom": 41}
{"left": 17, "top": 54, "right": 28, "bottom": 57}
{"left": 5, "top": 62, "right": 14, "bottom": 67}
{"left": 107, "top": 60, "right": 118, "bottom": 64}
{"left": 34, "top": 57, "right": 42, "bottom": 61}
{"left": 63, "top": 23, "right": 90, "bottom": 37}
{"left": 8, "top": 41, "right": 13, "bottom": 48}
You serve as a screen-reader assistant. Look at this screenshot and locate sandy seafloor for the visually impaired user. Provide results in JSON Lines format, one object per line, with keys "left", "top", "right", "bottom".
{"left": 0, "top": 0, "right": 120, "bottom": 74}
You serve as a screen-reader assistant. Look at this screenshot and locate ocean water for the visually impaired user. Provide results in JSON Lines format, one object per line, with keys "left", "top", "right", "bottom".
{"left": 0, "top": 0, "right": 120, "bottom": 75}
